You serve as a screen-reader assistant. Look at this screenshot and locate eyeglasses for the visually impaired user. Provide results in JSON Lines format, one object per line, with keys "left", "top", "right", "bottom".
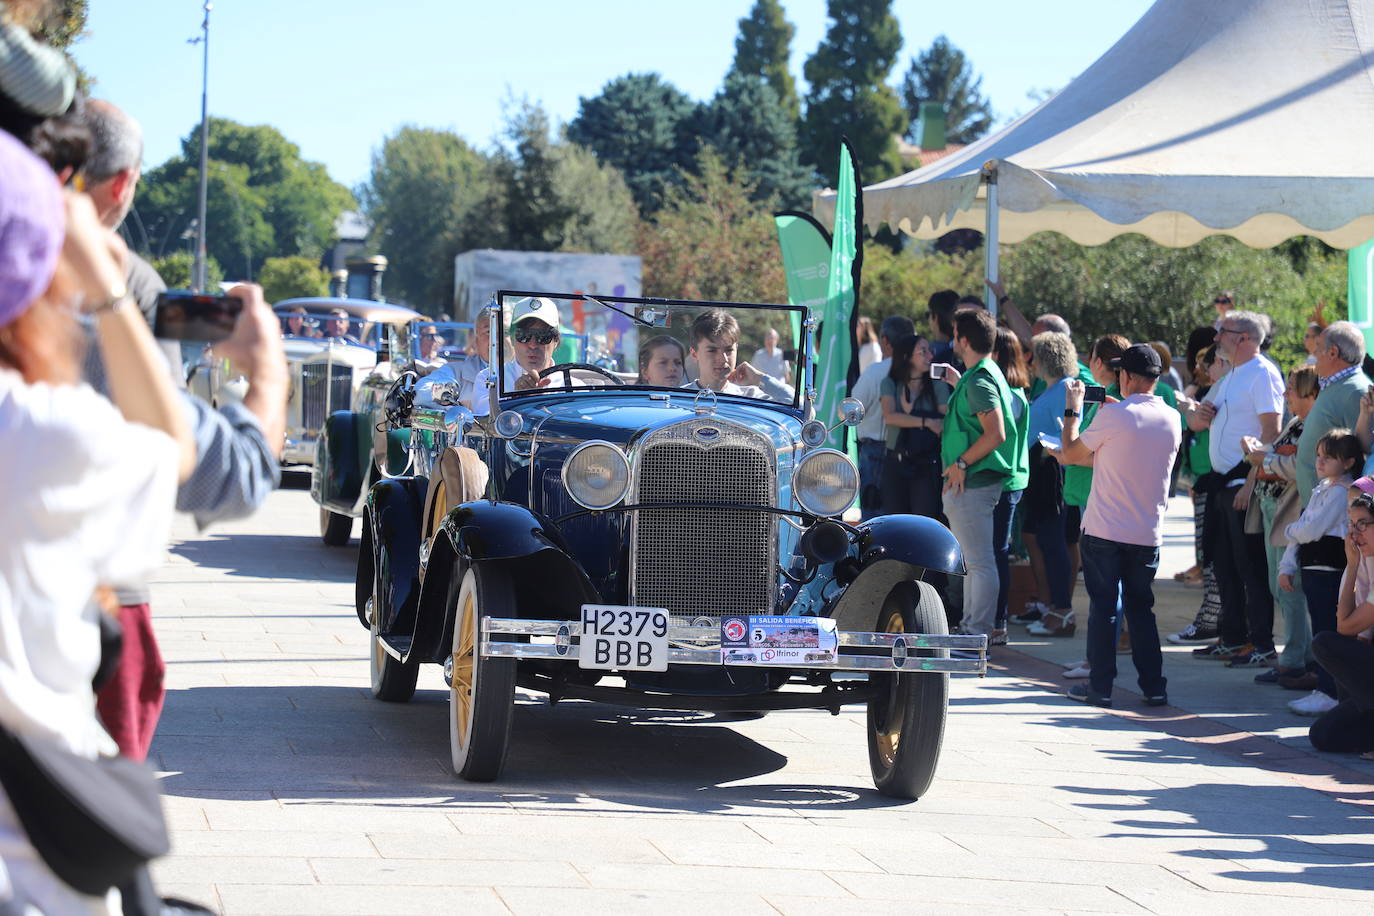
{"left": 513, "top": 328, "right": 558, "bottom": 345}
{"left": 1350, "top": 517, "right": 1374, "bottom": 533}
{"left": 1213, "top": 298, "right": 1232, "bottom": 305}
{"left": 1217, "top": 328, "right": 1245, "bottom": 338}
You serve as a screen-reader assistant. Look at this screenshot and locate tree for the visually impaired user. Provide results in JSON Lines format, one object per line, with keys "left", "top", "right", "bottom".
{"left": 860, "top": 243, "right": 981, "bottom": 326}
{"left": 258, "top": 256, "right": 329, "bottom": 304}
{"left": 800, "top": 0, "right": 907, "bottom": 186}
{"left": 134, "top": 119, "right": 355, "bottom": 279}
{"left": 729, "top": 0, "right": 799, "bottom": 122}
{"left": 692, "top": 73, "right": 812, "bottom": 209}
{"left": 13, "top": 0, "right": 87, "bottom": 48}
{"left": 900, "top": 36, "right": 994, "bottom": 146}
{"left": 360, "top": 126, "right": 497, "bottom": 310}
{"left": 637, "top": 150, "right": 786, "bottom": 304}
{"left": 151, "top": 251, "right": 223, "bottom": 291}
{"left": 1002, "top": 233, "right": 1348, "bottom": 372}
{"left": 567, "top": 73, "right": 697, "bottom": 214}
{"left": 494, "top": 100, "right": 639, "bottom": 254}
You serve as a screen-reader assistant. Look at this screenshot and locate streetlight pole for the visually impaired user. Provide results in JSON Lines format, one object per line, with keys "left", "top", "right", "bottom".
{"left": 191, "top": 2, "right": 212, "bottom": 292}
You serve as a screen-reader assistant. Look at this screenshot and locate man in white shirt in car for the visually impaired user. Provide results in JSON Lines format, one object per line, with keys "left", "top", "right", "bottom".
{"left": 687, "top": 308, "right": 795, "bottom": 403}
{"left": 415, "top": 310, "right": 493, "bottom": 409}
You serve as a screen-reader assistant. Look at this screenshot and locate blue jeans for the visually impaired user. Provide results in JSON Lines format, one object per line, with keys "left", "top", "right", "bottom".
{"left": 993, "top": 488, "right": 1024, "bottom": 629}
{"left": 1029, "top": 503, "right": 1072, "bottom": 610}
{"left": 943, "top": 483, "right": 1004, "bottom": 635}
{"left": 1082, "top": 534, "right": 1167, "bottom": 699}
{"left": 858, "top": 439, "right": 886, "bottom": 521}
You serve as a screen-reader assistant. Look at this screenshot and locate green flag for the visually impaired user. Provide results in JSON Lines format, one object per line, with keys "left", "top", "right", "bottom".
{"left": 1349, "top": 238, "right": 1374, "bottom": 354}
{"left": 774, "top": 210, "right": 833, "bottom": 354}
{"left": 816, "top": 140, "right": 863, "bottom": 450}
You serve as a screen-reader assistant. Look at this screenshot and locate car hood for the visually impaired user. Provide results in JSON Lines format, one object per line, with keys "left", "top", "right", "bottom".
{"left": 508, "top": 392, "right": 803, "bottom": 453}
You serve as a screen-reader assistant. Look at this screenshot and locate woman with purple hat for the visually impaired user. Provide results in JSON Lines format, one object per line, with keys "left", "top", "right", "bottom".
{"left": 0, "top": 128, "right": 195, "bottom": 911}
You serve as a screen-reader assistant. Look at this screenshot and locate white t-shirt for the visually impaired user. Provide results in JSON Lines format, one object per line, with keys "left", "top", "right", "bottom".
{"left": 0, "top": 370, "right": 178, "bottom": 756}
{"left": 857, "top": 341, "right": 883, "bottom": 374}
{"left": 1079, "top": 393, "right": 1183, "bottom": 547}
{"left": 751, "top": 346, "right": 789, "bottom": 381}
{"left": 1206, "top": 355, "right": 1284, "bottom": 474}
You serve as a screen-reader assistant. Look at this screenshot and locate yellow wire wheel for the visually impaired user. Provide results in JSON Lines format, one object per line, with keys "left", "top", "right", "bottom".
{"left": 448, "top": 565, "right": 518, "bottom": 781}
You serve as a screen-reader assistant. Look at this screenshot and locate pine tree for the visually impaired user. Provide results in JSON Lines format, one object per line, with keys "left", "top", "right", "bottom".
{"left": 900, "top": 36, "right": 994, "bottom": 146}
{"left": 729, "top": 0, "right": 800, "bottom": 122}
{"left": 800, "top": 0, "right": 907, "bottom": 186}
{"left": 692, "top": 73, "right": 812, "bottom": 209}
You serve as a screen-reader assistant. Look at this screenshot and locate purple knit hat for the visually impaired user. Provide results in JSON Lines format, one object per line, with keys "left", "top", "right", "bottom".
{"left": 0, "top": 128, "right": 63, "bottom": 328}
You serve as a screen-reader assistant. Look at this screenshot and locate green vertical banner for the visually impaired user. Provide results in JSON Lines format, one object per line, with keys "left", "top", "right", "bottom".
{"left": 774, "top": 210, "right": 833, "bottom": 350}
{"left": 816, "top": 139, "right": 863, "bottom": 452}
{"left": 1349, "top": 238, "right": 1374, "bottom": 354}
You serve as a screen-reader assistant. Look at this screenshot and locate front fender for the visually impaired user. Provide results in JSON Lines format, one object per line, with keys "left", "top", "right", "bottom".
{"left": 312, "top": 410, "right": 370, "bottom": 514}
{"left": 856, "top": 514, "right": 964, "bottom": 576}
{"left": 366, "top": 475, "right": 427, "bottom": 634}
{"left": 827, "top": 514, "right": 964, "bottom": 634}
{"left": 439, "top": 500, "right": 572, "bottom": 561}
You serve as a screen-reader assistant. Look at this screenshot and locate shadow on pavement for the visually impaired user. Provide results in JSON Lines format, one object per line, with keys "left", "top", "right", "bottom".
{"left": 1041, "top": 717, "right": 1374, "bottom": 893}
{"left": 155, "top": 685, "right": 909, "bottom": 814}
{"left": 170, "top": 534, "right": 356, "bottom": 582}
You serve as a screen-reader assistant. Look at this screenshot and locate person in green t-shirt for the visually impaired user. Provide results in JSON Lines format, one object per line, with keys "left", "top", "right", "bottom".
{"left": 939, "top": 308, "right": 1026, "bottom": 637}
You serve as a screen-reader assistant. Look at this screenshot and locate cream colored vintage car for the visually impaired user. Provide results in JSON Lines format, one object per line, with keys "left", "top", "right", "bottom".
{"left": 187, "top": 297, "right": 421, "bottom": 467}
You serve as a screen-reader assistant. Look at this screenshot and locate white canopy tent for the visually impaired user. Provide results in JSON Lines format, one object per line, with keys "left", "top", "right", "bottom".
{"left": 815, "top": 0, "right": 1374, "bottom": 306}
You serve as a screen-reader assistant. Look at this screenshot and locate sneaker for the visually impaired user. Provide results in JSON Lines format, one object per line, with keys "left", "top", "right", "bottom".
{"left": 1066, "top": 684, "right": 1112, "bottom": 707}
{"left": 1062, "top": 662, "right": 1091, "bottom": 679}
{"left": 1288, "top": 690, "right": 1339, "bottom": 716}
{"left": 1191, "top": 641, "right": 1247, "bottom": 660}
{"left": 1226, "top": 647, "right": 1277, "bottom": 668}
{"left": 989, "top": 628, "right": 1008, "bottom": 646}
{"left": 1254, "top": 667, "right": 1282, "bottom": 684}
{"left": 1168, "top": 623, "right": 1218, "bottom": 644}
{"left": 1143, "top": 694, "right": 1169, "bottom": 707}
{"left": 1011, "top": 602, "right": 1047, "bottom": 625}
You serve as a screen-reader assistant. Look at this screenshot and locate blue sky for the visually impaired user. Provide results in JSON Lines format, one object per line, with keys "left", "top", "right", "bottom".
{"left": 75, "top": 0, "right": 1153, "bottom": 190}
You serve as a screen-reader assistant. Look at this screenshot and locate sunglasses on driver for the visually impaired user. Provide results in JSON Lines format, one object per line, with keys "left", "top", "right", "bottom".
{"left": 513, "top": 327, "right": 558, "bottom": 345}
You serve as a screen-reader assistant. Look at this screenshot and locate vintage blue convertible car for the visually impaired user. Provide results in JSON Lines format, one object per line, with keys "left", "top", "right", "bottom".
{"left": 336, "top": 291, "right": 984, "bottom": 799}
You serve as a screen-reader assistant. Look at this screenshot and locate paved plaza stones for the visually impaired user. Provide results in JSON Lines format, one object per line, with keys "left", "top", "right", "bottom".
{"left": 145, "top": 479, "right": 1374, "bottom": 915}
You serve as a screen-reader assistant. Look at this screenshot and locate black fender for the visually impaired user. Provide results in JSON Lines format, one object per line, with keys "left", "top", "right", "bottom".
{"left": 407, "top": 508, "right": 601, "bottom": 665}
{"left": 438, "top": 499, "right": 574, "bottom": 561}
{"left": 828, "top": 514, "right": 964, "bottom": 634}
{"left": 856, "top": 514, "right": 964, "bottom": 576}
{"left": 313, "top": 410, "right": 370, "bottom": 514}
{"left": 365, "top": 475, "right": 428, "bottom": 635}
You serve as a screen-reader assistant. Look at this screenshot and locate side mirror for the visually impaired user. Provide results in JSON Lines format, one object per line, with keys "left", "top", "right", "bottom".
{"left": 837, "top": 397, "right": 865, "bottom": 427}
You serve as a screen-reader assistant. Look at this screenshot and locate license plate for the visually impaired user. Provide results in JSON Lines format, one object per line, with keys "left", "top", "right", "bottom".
{"left": 579, "top": 605, "right": 670, "bottom": 672}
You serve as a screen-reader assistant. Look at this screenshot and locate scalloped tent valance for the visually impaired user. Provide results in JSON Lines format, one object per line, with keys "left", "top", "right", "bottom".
{"left": 815, "top": 0, "right": 1374, "bottom": 251}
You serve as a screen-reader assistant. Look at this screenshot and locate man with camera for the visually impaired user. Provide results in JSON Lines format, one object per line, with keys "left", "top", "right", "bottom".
{"left": 1053, "top": 344, "right": 1182, "bottom": 706}
{"left": 79, "top": 99, "right": 287, "bottom": 761}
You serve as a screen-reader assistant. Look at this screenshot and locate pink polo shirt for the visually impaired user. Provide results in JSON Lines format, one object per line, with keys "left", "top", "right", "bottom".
{"left": 1078, "top": 393, "right": 1183, "bottom": 547}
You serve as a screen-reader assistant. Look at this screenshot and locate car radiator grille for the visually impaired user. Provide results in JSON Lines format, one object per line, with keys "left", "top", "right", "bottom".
{"left": 631, "top": 420, "right": 776, "bottom": 618}
{"left": 301, "top": 363, "right": 353, "bottom": 431}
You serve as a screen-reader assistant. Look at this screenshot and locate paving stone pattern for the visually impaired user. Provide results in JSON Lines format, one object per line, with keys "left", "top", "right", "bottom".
{"left": 147, "top": 480, "right": 1374, "bottom": 914}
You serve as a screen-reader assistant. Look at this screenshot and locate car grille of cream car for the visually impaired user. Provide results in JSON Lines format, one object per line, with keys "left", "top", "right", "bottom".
{"left": 301, "top": 362, "right": 354, "bottom": 431}
{"left": 630, "top": 418, "right": 776, "bottom": 618}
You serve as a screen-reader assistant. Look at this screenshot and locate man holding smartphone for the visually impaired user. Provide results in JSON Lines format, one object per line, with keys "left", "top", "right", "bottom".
{"left": 79, "top": 100, "right": 287, "bottom": 761}
{"left": 1053, "top": 345, "right": 1181, "bottom": 707}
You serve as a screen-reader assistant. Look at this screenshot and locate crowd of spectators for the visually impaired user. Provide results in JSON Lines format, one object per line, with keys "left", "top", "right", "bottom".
{"left": 851, "top": 282, "right": 1374, "bottom": 753}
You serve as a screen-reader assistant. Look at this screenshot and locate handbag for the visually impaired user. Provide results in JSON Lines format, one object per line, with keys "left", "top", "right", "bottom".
{"left": 0, "top": 725, "right": 169, "bottom": 897}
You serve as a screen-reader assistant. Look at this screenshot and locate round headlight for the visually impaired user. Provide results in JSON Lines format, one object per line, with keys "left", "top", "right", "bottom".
{"left": 562, "top": 441, "right": 630, "bottom": 510}
{"left": 800, "top": 419, "right": 828, "bottom": 449}
{"left": 494, "top": 410, "right": 524, "bottom": 438}
{"left": 794, "top": 448, "right": 859, "bottom": 517}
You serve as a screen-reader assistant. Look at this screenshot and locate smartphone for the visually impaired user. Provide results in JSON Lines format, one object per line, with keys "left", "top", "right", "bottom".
{"left": 153, "top": 291, "right": 243, "bottom": 342}
{"left": 930, "top": 362, "right": 952, "bottom": 380}
{"left": 1083, "top": 384, "right": 1107, "bottom": 403}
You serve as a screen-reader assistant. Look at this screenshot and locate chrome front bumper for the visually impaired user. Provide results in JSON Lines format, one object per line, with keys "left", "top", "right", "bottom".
{"left": 480, "top": 617, "right": 988, "bottom": 675}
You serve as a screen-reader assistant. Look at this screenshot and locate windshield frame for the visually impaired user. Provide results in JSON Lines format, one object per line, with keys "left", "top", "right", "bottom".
{"left": 489, "top": 289, "right": 811, "bottom": 412}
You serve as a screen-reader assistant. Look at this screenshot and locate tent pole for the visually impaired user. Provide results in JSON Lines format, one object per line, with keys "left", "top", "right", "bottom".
{"left": 984, "top": 166, "right": 1000, "bottom": 316}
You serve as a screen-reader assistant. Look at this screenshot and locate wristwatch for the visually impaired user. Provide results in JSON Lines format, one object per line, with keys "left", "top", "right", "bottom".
{"left": 1063, "top": 409, "right": 1080, "bottom": 419}
{"left": 955, "top": 457, "right": 969, "bottom": 471}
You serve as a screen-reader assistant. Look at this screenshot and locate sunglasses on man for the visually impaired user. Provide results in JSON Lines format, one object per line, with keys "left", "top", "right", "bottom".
{"left": 513, "top": 328, "right": 558, "bottom": 345}
{"left": 1213, "top": 297, "right": 1232, "bottom": 306}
